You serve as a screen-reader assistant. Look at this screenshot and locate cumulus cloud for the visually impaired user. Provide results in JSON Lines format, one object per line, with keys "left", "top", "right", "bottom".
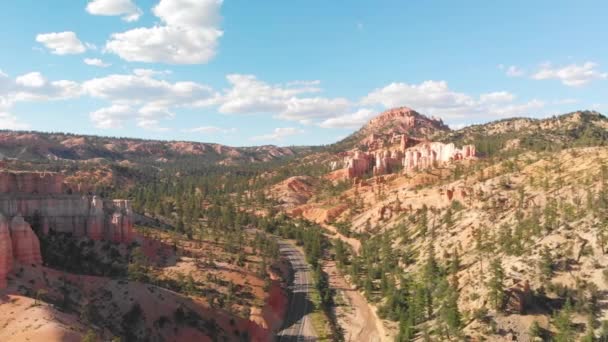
{"left": 83, "top": 69, "right": 214, "bottom": 129}
{"left": 183, "top": 126, "right": 237, "bottom": 134}
{"left": 279, "top": 97, "right": 350, "bottom": 123}
{"left": 0, "top": 112, "right": 29, "bottom": 130}
{"left": 532, "top": 61, "right": 607, "bottom": 87}
{"left": 84, "top": 58, "right": 111, "bottom": 67}
{"left": 6, "top": 72, "right": 81, "bottom": 102}
{"left": 90, "top": 104, "right": 133, "bottom": 129}
{"left": 362, "top": 80, "right": 543, "bottom": 120}
{"left": 206, "top": 74, "right": 350, "bottom": 124}
{"left": 82, "top": 70, "right": 214, "bottom": 105}
{"left": 251, "top": 127, "right": 304, "bottom": 142}
{"left": 86, "top": 0, "right": 142, "bottom": 22}
{"left": 36, "top": 32, "right": 87, "bottom": 55}
{"left": 105, "top": 0, "right": 223, "bottom": 64}
{"left": 319, "top": 109, "right": 376, "bottom": 129}
{"left": 215, "top": 74, "right": 321, "bottom": 114}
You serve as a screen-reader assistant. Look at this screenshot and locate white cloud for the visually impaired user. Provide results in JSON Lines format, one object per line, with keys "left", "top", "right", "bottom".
{"left": 84, "top": 58, "right": 111, "bottom": 67}
{"left": 279, "top": 97, "right": 350, "bottom": 122}
{"left": 153, "top": 0, "right": 222, "bottom": 28}
{"left": 505, "top": 65, "right": 525, "bottom": 77}
{"left": 183, "top": 126, "right": 237, "bottom": 134}
{"left": 0, "top": 71, "right": 80, "bottom": 128}
{"left": 319, "top": 108, "right": 376, "bottom": 129}
{"left": 362, "top": 81, "right": 476, "bottom": 117}
{"left": 36, "top": 32, "right": 87, "bottom": 55}
{"left": 136, "top": 119, "right": 170, "bottom": 132}
{"left": 479, "top": 91, "right": 515, "bottom": 103}
{"left": 215, "top": 74, "right": 321, "bottom": 114}
{"left": 105, "top": 0, "right": 223, "bottom": 64}
{"left": 11, "top": 72, "right": 80, "bottom": 101}
{"left": 362, "top": 80, "right": 543, "bottom": 120}
{"left": 15, "top": 72, "right": 46, "bottom": 88}
{"left": 82, "top": 70, "right": 214, "bottom": 105}
{"left": 532, "top": 61, "right": 607, "bottom": 87}
{"left": 0, "top": 112, "right": 29, "bottom": 130}
{"left": 251, "top": 127, "right": 304, "bottom": 142}
{"left": 86, "top": 0, "right": 142, "bottom": 22}
{"left": 90, "top": 104, "right": 133, "bottom": 129}
{"left": 84, "top": 69, "right": 214, "bottom": 130}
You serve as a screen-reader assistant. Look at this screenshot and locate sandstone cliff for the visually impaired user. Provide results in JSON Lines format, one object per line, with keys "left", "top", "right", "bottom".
{"left": 0, "top": 171, "right": 134, "bottom": 289}
{"left": 0, "top": 213, "right": 42, "bottom": 289}
{"left": 329, "top": 107, "right": 475, "bottom": 180}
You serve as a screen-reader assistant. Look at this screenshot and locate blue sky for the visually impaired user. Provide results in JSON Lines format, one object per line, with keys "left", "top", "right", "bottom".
{"left": 0, "top": 0, "right": 606, "bottom": 146}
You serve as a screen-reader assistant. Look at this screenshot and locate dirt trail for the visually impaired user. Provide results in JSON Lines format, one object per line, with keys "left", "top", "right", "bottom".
{"left": 323, "top": 260, "right": 392, "bottom": 342}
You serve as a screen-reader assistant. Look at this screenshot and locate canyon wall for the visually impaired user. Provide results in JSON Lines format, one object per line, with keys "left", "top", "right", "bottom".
{"left": 0, "top": 171, "right": 134, "bottom": 289}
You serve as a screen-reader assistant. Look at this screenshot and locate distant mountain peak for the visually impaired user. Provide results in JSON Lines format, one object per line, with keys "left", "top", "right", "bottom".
{"left": 333, "top": 107, "right": 451, "bottom": 151}
{"left": 363, "top": 107, "right": 448, "bottom": 134}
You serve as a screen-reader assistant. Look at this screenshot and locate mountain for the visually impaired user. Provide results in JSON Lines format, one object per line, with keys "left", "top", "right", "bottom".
{"left": 268, "top": 108, "right": 608, "bottom": 341}
{"left": 331, "top": 107, "right": 450, "bottom": 151}
{"left": 437, "top": 110, "right": 608, "bottom": 157}
{"left": 2, "top": 107, "right": 608, "bottom": 341}
{"left": 0, "top": 130, "right": 303, "bottom": 165}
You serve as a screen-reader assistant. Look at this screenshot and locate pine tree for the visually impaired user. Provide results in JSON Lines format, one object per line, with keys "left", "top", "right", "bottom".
{"left": 487, "top": 258, "right": 505, "bottom": 311}
{"left": 554, "top": 298, "right": 574, "bottom": 342}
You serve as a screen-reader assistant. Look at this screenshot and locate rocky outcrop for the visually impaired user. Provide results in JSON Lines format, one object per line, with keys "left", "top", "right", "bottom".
{"left": 334, "top": 140, "right": 476, "bottom": 180}
{"left": 402, "top": 142, "right": 476, "bottom": 173}
{"left": 346, "top": 152, "right": 372, "bottom": 178}
{"left": 331, "top": 108, "right": 476, "bottom": 180}
{"left": 0, "top": 171, "right": 134, "bottom": 243}
{"left": 0, "top": 171, "right": 134, "bottom": 289}
{"left": 0, "top": 214, "right": 43, "bottom": 289}
{"left": 9, "top": 216, "right": 42, "bottom": 265}
{"left": 0, "top": 215, "right": 13, "bottom": 289}
{"left": 0, "top": 171, "right": 65, "bottom": 194}
{"left": 373, "top": 150, "right": 403, "bottom": 176}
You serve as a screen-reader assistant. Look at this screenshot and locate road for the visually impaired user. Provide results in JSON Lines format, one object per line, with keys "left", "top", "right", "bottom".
{"left": 276, "top": 241, "right": 317, "bottom": 342}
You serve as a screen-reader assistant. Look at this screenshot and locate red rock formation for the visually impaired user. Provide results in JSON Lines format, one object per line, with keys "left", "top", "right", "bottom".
{"left": 86, "top": 196, "right": 104, "bottom": 241}
{"left": 0, "top": 214, "right": 13, "bottom": 289}
{"left": 0, "top": 171, "right": 65, "bottom": 194}
{"left": 9, "top": 215, "right": 42, "bottom": 265}
{"left": 373, "top": 150, "right": 403, "bottom": 176}
{"left": 446, "top": 189, "right": 454, "bottom": 201}
{"left": 0, "top": 172, "right": 134, "bottom": 244}
{"left": 346, "top": 152, "right": 372, "bottom": 179}
{"left": 402, "top": 142, "right": 476, "bottom": 173}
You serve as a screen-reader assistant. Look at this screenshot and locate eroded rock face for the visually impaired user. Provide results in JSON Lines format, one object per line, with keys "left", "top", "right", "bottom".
{"left": 332, "top": 108, "right": 476, "bottom": 180}
{"left": 0, "top": 215, "right": 13, "bottom": 289}
{"left": 0, "top": 171, "right": 65, "bottom": 194}
{"left": 0, "top": 171, "right": 134, "bottom": 288}
{"left": 336, "top": 140, "right": 476, "bottom": 180}
{"left": 346, "top": 152, "right": 372, "bottom": 178}
{"left": 9, "top": 215, "right": 42, "bottom": 265}
{"left": 0, "top": 214, "right": 44, "bottom": 289}
{"left": 402, "top": 142, "right": 476, "bottom": 173}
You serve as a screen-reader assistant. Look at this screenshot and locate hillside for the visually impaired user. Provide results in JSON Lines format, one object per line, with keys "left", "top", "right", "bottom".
{"left": 2, "top": 107, "right": 608, "bottom": 341}
{"left": 436, "top": 110, "right": 608, "bottom": 157}
{"left": 267, "top": 108, "right": 608, "bottom": 341}
{"left": 0, "top": 130, "right": 304, "bottom": 165}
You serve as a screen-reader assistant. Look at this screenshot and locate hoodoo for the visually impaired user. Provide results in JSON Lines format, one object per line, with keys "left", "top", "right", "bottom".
{"left": 333, "top": 107, "right": 476, "bottom": 179}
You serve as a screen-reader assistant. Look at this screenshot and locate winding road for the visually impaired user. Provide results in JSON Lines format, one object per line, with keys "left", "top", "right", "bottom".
{"left": 276, "top": 241, "right": 317, "bottom": 342}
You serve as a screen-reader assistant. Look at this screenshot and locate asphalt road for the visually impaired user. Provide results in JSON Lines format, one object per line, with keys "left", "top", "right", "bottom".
{"left": 276, "top": 241, "right": 317, "bottom": 342}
